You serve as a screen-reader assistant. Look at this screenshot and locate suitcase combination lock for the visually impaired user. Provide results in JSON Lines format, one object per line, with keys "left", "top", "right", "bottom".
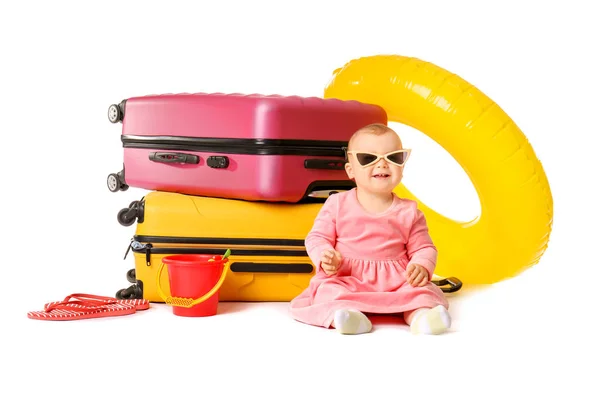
{"left": 207, "top": 156, "right": 230, "bottom": 169}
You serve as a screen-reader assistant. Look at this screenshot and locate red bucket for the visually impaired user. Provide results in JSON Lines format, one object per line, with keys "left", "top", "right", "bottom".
{"left": 158, "top": 254, "right": 229, "bottom": 317}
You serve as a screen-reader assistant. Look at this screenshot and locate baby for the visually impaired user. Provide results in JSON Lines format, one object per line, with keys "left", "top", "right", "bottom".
{"left": 289, "top": 123, "right": 451, "bottom": 335}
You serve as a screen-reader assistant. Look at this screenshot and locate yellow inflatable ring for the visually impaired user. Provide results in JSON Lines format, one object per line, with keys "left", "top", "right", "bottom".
{"left": 324, "top": 55, "right": 553, "bottom": 285}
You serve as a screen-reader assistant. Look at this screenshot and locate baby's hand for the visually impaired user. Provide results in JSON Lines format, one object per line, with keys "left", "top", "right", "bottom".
{"left": 321, "top": 249, "right": 342, "bottom": 276}
{"left": 405, "top": 263, "right": 429, "bottom": 287}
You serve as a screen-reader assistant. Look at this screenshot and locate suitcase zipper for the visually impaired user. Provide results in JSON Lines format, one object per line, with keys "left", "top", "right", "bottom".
{"left": 132, "top": 235, "right": 306, "bottom": 247}
{"left": 126, "top": 236, "right": 309, "bottom": 268}
{"left": 124, "top": 239, "right": 154, "bottom": 266}
{"left": 121, "top": 135, "right": 348, "bottom": 157}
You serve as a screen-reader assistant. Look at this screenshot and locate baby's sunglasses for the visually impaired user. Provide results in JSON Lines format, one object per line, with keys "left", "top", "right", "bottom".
{"left": 345, "top": 149, "right": 411, "bottom": 168}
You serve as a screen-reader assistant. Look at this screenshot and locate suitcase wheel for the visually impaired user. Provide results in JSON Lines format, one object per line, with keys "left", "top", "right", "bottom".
{"left": 107, "top": 173, "right": 129, "bottom": 192}
{"left": 126, "top": 268, "right": 136, "bottom": 283}
{"left": 116, "top": 283, "right": 143, "bottom": 300}
{"left": 107, "top": 103, "right": 122, "bottom": 123}
{"left": 117, "top": 207, "right": 137, "bottom": 227}
{"left": 117, "top": 199, "right": 145, "bottom": 226}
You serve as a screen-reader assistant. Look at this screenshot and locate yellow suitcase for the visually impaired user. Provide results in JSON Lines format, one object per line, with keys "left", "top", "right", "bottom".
{"left": 118, "top": 191, "right": 323, "bottom": 302}
{"left": 116, "top": 191, "right": 462, "bottom": 302}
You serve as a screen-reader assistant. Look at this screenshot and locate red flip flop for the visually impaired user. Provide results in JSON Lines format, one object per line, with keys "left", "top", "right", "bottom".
{"left": 28, "top": 301, "right": 136, "bottom": 321}
{"left": 28, "top": 293, "right": 150, "bottom": 321}
{"left": 42, "top": 293, "right": 150, "bottom": 311}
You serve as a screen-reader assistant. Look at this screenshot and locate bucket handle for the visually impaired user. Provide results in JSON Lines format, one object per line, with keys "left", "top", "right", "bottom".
{"left": 156, "top": 258, "right": 230, "bottom": 308}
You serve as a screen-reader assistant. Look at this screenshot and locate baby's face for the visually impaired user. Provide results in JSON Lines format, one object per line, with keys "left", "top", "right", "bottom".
{"left": 345, "top": 131, "right": 408, "bottom": 195}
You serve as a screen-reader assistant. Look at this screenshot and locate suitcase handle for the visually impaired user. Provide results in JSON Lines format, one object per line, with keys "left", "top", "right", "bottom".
{"left": 307, "top": 190, "right": 343, "bottom": 199}
{"left": 431, "top": 277, "right": 463, "bottom": 293}
{"left": 230, "top": 262, "right": 314, "bottom": 274}
{"left": 149, "top": 152, "right": 199, "bottom": 164}
{"left": 304, "top": 159, "right": 346, "bottom": 170}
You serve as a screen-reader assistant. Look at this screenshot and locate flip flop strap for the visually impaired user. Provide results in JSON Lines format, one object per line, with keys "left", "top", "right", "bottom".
{"left": 60, "top": 293, "right": 118, "bottom": 305}
{"left": 44, "top": 300, "right": 119, "bottom": 313}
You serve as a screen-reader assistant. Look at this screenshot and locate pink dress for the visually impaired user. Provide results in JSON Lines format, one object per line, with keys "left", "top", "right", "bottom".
{"left": 289, "top": 189, "right": 449, "bottom": 328}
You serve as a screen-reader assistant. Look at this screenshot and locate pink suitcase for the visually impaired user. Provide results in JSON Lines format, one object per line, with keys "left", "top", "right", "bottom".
{"left": 106, "top": 93, "right": 387, "bottom": 202}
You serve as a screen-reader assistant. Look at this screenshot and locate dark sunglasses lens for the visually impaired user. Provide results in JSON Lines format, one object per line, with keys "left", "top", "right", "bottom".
{"left": 356, "top": 153, "right": 378, "bottom": 166}
{"left": 387, "top": 152, "right": 407, "bottom": 165}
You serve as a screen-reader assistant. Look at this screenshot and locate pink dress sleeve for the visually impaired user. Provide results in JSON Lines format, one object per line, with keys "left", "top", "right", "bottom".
{"left": 406, "top": 208, "right": 438, "bottom": 280}
{"left": 305, "top": 194, "right": 338, "bottom": 273}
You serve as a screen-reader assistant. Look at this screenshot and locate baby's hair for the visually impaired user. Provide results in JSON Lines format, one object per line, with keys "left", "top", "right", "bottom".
{"left": 347, "top": 123, "right": 398, "bottom": 151}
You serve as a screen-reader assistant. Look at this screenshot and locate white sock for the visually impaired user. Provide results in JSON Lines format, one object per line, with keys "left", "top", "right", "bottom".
{"left": 410, "top": 305, "right": 451, "bottom": 335}
{"left": 333, "top": 309, "right": 372, "bottom": 335}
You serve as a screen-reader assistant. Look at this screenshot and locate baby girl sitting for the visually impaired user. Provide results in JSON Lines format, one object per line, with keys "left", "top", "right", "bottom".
{"left": 289, "top": 123, "right": 451, "bottom": 335}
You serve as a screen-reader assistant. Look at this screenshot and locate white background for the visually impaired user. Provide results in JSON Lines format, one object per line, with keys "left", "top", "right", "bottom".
{"left": 2, "top": 1, "right": 598, "bottom": 395}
